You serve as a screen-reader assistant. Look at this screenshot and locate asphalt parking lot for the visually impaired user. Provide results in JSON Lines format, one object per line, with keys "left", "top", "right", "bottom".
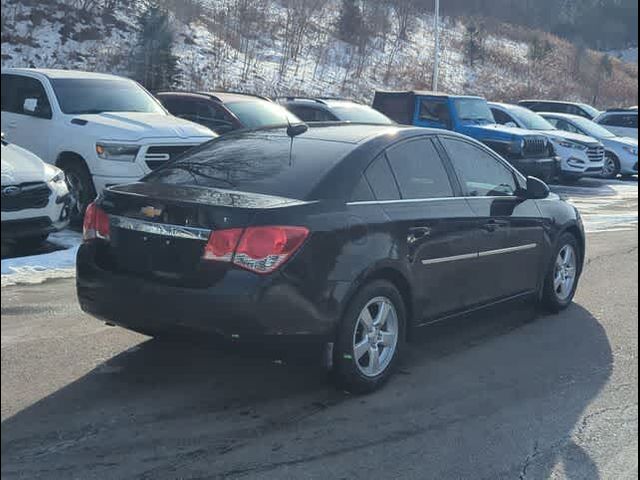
{"left": 1, "top": 178, "right": 638, "bottom": 479}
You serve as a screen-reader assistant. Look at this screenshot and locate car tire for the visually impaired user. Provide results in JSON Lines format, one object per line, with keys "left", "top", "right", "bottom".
{"left": 62, "top": 161, "right": 96, "bottom": 224}
{"left": 333, "top": 280, "right": 406, "bottom": 394}
{"left": 602, "top": 153, "right": 621, "bottom": 179}
{"left": 541, "top": 233, "right": 581, "bottom": 313}
{"left": 22, "top": 234, "right": 49, "bottom": 249}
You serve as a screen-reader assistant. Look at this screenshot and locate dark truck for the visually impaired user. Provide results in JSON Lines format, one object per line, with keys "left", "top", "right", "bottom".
{"left": 373, "top": 91, "right": 558, "bottom": 180}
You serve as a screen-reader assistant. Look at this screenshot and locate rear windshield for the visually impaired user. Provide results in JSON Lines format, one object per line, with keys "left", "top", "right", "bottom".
{"left": 331, "top": 104, "right": 394, "bottom": 125}
{"left": 225, "top": 101, "right": 300, "bottom": 129}
{"left": 144, "top": 130, "right": 354, "bottom": 200}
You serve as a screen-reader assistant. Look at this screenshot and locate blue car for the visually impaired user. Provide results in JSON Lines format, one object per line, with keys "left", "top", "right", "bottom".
{"left": 373, "top": 91, "right": 559, "bottom": 181}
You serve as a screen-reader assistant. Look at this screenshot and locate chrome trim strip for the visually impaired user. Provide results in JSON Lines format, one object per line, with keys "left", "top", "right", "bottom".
{"left": 110, "top": 215, "right": 211, "bottom": 241}
{"left": 478, "top": 243, "right": 538, "bottom": 257}
{"left": 421, "top": 252, "right": 478, "bottom": 265}
{"left": 421, "top": 243, "right": 538, "bottom": 265}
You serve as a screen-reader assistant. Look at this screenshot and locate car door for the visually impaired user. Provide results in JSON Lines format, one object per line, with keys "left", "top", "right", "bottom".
{"left": 372, "top": 136, "right": 479, "bottom": 322}
{"left": 439, "top": 136, "right": 545, "bottom": 304}
{"left": 1, "top": 74, "right": 53, "bottom": 161}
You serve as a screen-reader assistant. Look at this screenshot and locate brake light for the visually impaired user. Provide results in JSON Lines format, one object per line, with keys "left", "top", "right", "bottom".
{"left": 203, "top": 226, "right": 309, "bottom": 274}
{"left": 83, "top": 202, "right": 111, "bottom": 242}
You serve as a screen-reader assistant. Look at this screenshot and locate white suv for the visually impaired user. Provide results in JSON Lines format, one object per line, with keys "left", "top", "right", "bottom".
{"left": 594, "top": 109, "right": 638, "bottom": 140}
{"left": 0, "top": 69, "right": 216, "bottom": 220}
{"left": 1, "top": 134, "right": 71, "bottom": 246}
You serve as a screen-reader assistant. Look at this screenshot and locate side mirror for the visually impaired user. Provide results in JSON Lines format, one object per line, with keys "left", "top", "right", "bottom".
{"left": 505, "top": 121, "right": 518, "bottom": 128}
{"left": 524, "top": 176, "right": 550, "bottom": 199}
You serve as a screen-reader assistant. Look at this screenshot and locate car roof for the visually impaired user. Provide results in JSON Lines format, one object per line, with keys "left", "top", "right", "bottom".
{"left": 1, "top": 68, "right": 128, "bottom": 81}
{"left": 156, "top": 91, "right": 271, "bottom": 104}
{"left": 520, "top": 99, "right": 585, "bottom": 106}
{"left": 376, "top": 90, "right": 483, "bottom": 100}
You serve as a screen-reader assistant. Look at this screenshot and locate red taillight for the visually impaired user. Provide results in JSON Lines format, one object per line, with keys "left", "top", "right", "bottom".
{"left": 203, "top": 226, "right": 309, "bottom": 274}
{"left": 202, "top": 228, "right": 243, "bottom": 262}
{"left": 83, "top": 202, "right": 111, "bottom": 242}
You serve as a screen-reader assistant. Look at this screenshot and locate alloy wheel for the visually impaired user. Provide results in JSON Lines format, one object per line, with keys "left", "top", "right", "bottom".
{"left": 553, "top": 244, "right": 577, "bottom": 301}
{"left": 352, "top": 296, "right": 399, "bottom": 377}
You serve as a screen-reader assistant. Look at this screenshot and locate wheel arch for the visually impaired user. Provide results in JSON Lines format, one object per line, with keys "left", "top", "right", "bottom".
{"left": 56, "top": 150, "right": 90, "bottom": 170}
{"left": 341, "top": 264, "right": 415, "bottom": 341}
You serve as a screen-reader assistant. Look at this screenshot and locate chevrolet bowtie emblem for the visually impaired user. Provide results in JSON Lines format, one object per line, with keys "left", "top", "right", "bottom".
{"left": 140, "top": 206, "right": 163, "bottom": 219}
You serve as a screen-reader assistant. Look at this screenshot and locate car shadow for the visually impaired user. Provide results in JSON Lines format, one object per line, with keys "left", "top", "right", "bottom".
{"left": 2, "top": 301, "right": 612, "bottom": 479}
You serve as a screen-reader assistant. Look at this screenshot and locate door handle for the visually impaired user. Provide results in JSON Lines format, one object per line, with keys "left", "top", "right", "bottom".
{"left": 7, "top": 122, "right": 17, "bottom": 128}
{"left": 407, "top": 227, "right": 432, "bottom": 244}
{"left": 481, "top": 220, "right": 509, "bottom": 233}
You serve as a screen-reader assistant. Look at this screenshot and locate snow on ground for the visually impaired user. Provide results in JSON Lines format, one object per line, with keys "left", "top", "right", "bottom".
{"left": 1, "top": 230, "right": 82, "bottom": 287}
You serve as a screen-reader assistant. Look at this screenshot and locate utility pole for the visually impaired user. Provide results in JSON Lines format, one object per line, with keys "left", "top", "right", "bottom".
{"left": 433, "top": 0, "right": 440, "bottom": 92}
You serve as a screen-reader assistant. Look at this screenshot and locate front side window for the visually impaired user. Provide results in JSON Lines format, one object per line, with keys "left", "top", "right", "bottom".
{"left": 1, "top": 74, "right": 52, "bottom": 118}
{"left": 441, "top": 138, "right": 518, "bottom": 197}
{"left": 417, "top": 99, "right": 451, "bottom": 127}
{"left": 51, "top": 78, "right": 165, "bottom": 115}
{"left": 385, "top": 138, "right": 454, "bottom": 199}
{"left": 491, "top": 108, "right": 515, "bottom": 126}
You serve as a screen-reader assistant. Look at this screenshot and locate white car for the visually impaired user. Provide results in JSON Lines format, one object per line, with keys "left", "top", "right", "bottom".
{"left": 1, "top": 133, "right": 72, "bottom": 246}
{"left": 0, "top": 68, "right": 216, "bottom": 221}
{"left": 490, "top": 103, "right": 605, "bottom": 182}
{"left": 541, "top": 113, "right": 638, "bottom": 179}
{"left": 594, "top": 109, "right": 638, "bottom": 140}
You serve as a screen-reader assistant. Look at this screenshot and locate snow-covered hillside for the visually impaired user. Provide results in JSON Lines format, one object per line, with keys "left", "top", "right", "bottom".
{"left": 1, "top": 0, "right": 638, "bottom": 107}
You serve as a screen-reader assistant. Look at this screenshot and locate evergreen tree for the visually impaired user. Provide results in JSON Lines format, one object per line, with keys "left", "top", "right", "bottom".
{"left": 337, "top": 0, "right": 364, "bottom": 45}
{"left": 132, "top": 3, "right": 179, "bottom": 92}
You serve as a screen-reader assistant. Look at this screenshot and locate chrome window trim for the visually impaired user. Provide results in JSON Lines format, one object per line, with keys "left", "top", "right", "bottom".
{"left": 347, "top": 195, "right": 519, "bottom": 206}
{"left": 421, "top": 243, "right": 538, "bottom": 266}
{"left": 110, "top": 215, "right": 211, "bottom": 241}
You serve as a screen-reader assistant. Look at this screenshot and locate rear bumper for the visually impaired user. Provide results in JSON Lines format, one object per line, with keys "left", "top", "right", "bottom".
{"left": 510, "top": 156, "right": 559, "bottom": 179}
{"left": 76, "top": 244, "right": 346, "bottom": 341}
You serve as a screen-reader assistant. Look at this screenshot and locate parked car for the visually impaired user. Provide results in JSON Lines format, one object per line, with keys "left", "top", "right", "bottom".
{"left": 278, "top": 97, "right": 395, "bottom": 125}
{"left": 540, "top": 112, "right": 638, "bottom": 179}
{"left": 1, "top": 132, "right": 72, "bottom": 247}
{"left": 0, "top": 68, "right": 216, "bottom": 221}
{"left": 155, "top": 91, "right": 300, "bottom": 135}
{"left": 373, "top": 91, "right": 558, "bottom": 181}
{"left": 490, "top": 102, "right": 605, "bottom": 182}
{"left": 594, "top": 109, "right": 638, "bottom": 140}
{"left": 77, "top": 124, "right": 585, "bottom": 392}
{"left": 519, "top": 100, "right": 601, "bottom": 120}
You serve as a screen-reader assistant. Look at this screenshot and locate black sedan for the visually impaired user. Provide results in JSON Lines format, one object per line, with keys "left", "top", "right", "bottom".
{"left": 77, "top": 124, "right": 585, "bottom": 392}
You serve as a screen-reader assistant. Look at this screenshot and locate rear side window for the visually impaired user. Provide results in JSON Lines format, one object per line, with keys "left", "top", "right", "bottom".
{"left": 441, "top": 138, "right": 517, "bottom": 197}
{"left": 1, "top": 74, "right": 16, "bottom": 112}
{"left": 364, "top": 155, "right": 400, "bottom": 201}
{"left": 385, "top": 138, "right": 453, "bottom": 199}
{"left": 601, "top": 114, "right": 637, "bottom": 128}
{"left": 144, "top": 131, "right": 354, "bottom": 200}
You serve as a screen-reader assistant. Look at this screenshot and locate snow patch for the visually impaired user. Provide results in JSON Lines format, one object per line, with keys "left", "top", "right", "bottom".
{"left": 1, "top": 230, "right": 81, "bottom": 287}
